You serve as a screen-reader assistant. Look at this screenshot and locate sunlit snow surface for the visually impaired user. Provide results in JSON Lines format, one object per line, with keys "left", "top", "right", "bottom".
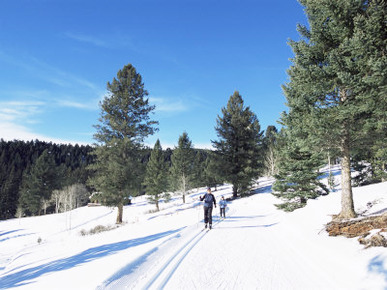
{"left": 1, "top": 170, "right": 386, "bottom": 289}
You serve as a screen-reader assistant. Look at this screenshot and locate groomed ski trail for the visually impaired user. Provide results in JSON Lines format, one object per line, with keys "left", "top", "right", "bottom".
{"left": 98, "top": 209, "right": 229, "bottom": 290}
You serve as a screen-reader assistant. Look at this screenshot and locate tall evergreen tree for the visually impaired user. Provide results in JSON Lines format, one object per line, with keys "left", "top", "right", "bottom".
{"left": 283, "top": 0, "right": 386, "bottom": 219}
{"left": 143, "top": 139, "right": 170, "bottom": 211}
{"left": 89, "top": 64, "right": 158, "bottom": 223}
{"left": 212, "top": 91, "right": 264, "bottom": 198}
{"left": 170, "top": 132, "right": 195, "bottom": 203}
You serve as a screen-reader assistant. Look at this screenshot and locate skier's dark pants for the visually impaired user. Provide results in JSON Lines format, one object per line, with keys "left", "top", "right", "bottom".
{"left": 204, "top": 206, "right": 213, "bottom": 225}
{"left": 220, "top": 207, "right": 225, "bottom": 218}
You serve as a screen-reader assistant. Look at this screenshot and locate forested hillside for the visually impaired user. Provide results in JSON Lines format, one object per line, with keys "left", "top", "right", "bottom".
{"left": 0, "top": 139, "right": 214, "bottom": 220}
{"left": 0, "top": 140, "right": 94, "bottom": 219}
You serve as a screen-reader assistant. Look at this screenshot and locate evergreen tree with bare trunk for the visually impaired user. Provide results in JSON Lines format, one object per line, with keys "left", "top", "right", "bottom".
{"left": 89, "top": 64, "right": 158, "bottom": 223}
{"left": 170, "top": 132, "right": 195, "bottom": 203}
{"left": 283, "top": 0, "right": 386, "bottom": 220}
{"left": 144, "top": 139, "right": 170, "bottom": 211}
{"left": 212, "top": 91, "right": 264, "bottom": 198}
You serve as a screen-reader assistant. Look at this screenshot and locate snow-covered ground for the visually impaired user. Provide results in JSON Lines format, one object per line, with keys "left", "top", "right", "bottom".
{"left": 0, "top": 175, "right": 386, "bottom": 289}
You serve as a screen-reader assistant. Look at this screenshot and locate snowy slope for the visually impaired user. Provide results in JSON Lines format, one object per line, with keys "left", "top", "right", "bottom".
{"left": 0, "top": 178, "right": 386, "bottom": 290}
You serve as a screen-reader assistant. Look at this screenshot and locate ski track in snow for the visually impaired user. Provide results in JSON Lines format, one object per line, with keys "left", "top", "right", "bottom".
{"left": 99, "top": 210, "right": 232, "bottom": 290}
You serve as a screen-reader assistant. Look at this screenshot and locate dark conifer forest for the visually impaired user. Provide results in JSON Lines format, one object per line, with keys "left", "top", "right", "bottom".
{"left": 0, "top": 139, "right": 94, "bottom": 219}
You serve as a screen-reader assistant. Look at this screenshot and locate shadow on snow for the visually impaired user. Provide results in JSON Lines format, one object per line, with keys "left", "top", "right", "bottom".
{"left": 0, "top": 228, "right": 184, "bottom": 288}
{"left": 251, "top": 185, "right": 272, "bottom": 195}
{"left": 368, "top": 255, "right": 387, "bottom": 283}
{"left": 0, "top": 230, "right": 34, "bottom": 243}
{"left": 0, "top": 230, "right": 23, "bottom": 237}
{"left": 216, "top": 223, "right": 278, "bottom": 229}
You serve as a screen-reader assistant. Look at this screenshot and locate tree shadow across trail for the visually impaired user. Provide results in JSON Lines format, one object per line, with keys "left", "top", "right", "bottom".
{"left": 216, "top": 223, "right": 278, "bottom": 229}
{"left": 368, "top": 255, "right": 387, "bottom": 284}
{"left": 0, "top": 228, "right": 184, "bottom": 288}
{"left": 0, "top": 230, "right": 23, "bottom": 237}
{"left": 252, "top": 185, "right": 272, "bottom": 194}
{"left": 222, "top": 215, "right": 269, "bottom": 220}
{"left": 0, "top": 230, "right": 34, "bottom": 243}
{"left": 216, "top": 215, "right": 278, "bottom": 229}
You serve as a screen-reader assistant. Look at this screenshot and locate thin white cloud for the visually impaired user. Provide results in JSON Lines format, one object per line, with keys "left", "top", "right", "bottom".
{"left": 0, "top": 101, "right": 82, "bottom": 145}
{"left": 65, "top": 32, "right": 109, "bottom": 48}
{"left": 0, "top": 49, "right": 100, "bottom": 92}
{"left": 64, "top": 32, "right": 137, "bottom": 52}
{"left": 56, "top": 99, "right": 95, "bottom": 110}
{"left": 0, "top": 101, "right": 44, "bottom": 123}
{"left": 0, "top": 48, "right": 103, "bottom": 113}
{"left": 28, "top": 56, "right": 99, "bottom": 91}
{"left": 150, "top": 97, "right": 189, "bottom": 113}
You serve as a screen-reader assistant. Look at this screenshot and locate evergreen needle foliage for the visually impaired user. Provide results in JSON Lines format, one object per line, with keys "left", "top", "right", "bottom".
{"left": 19, "top": 149, "right": 64, "bottom": 216}
{"left": 212, "top": 91, "right": 264, "bottom": 198}
{"left": 170, "top": 132, "right": 195, "bottom": 203}
{"left": 143, "top": 139, "right": 170, "bottom": 211}
{"left": 89, "top": 64, "right": 158, "bottom": 223}
{"left": 273, "top": 129, "right": 329, "bottom": 211}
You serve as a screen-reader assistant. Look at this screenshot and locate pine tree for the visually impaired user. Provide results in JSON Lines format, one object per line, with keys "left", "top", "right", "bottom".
{"left": 143, "top": 139, "right": 170, "bottom": 211}
{"left": 89, "top": 64, "right": 158, "bottom": 223}
{"left": 212, "top": 91, "right": 264, "bottom": 198}
{"left": 283, "top": 0, "right": 386, "bottom": 219}
{"left": 170, "top": 132, "right": 195, "bottom": 203}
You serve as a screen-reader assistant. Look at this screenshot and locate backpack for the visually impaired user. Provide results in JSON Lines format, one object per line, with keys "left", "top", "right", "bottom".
{"left": 204, "top": 193, "right": 213, "bottom": 204}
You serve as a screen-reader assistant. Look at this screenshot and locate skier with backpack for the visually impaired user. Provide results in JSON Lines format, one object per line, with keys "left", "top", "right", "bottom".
{"left": 200, "top": 187, "right": 216, "bottom": 229}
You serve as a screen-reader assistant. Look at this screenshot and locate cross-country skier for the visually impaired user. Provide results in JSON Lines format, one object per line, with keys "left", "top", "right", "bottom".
{"left": 200, "top": 187, "right": 216, "bottom": 229}
{"left": 219, "top": 195, "right": 227, "bottom": 218}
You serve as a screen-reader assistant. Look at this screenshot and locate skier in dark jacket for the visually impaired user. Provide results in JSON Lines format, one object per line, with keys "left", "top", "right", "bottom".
{"left": 200, "top": 187, "right": 216, "bottom": 229}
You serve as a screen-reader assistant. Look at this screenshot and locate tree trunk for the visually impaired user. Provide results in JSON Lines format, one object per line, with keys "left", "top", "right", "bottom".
{"left": 328, "top": 152, "right": 331, "bottom": 175}
{"left": 337, "top": 127, "right": 357, "bottom": 220}
{"left": 116, "top": 202, "right": 123, "bottom": 224}
{"left": 232, "top": 184, "right": 238, "bottom": 198}
{"left": 182, "top": 174, "right": 186, "bottom": 203}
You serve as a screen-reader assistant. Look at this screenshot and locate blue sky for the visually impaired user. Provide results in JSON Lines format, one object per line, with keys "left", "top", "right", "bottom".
{"left": 0, "top": 0, "right": 307, "bottom": 149}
